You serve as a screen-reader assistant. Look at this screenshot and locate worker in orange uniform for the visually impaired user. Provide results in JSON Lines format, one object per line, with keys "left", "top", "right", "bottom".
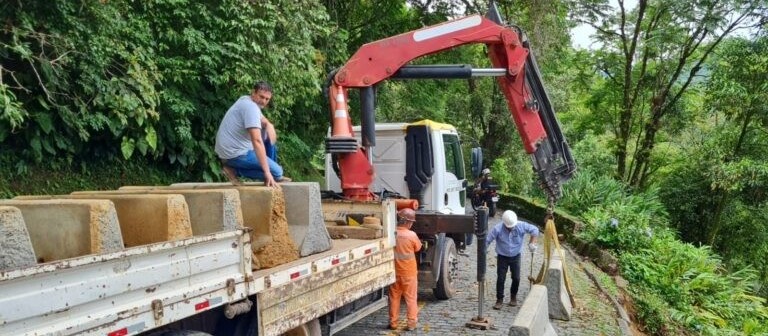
{"left": 389, "top": 208, "right": 422, "bottom": 331}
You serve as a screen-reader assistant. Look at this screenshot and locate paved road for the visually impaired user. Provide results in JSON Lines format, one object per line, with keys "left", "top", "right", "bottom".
{"left": 337, "top": 214, "right": 624, "bottom": 336}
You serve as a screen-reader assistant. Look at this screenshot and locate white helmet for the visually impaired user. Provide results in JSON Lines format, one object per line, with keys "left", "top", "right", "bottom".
{"left": 502, "top": 210, "right": 517, "bottom": 229}
{"left": 482, "top": 168, "right": 491, "bottom": 175}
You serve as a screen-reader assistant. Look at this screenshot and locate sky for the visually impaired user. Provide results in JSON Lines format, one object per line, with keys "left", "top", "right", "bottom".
{"left": 571, "top": 24, "right": 597, "bottom": 49}
{"left": 570, "top": 0, "right": 639, "bottom": 49}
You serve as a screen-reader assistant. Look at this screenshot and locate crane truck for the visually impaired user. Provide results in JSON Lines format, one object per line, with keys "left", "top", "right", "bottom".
{"left": 323, "top": 3, "right": 575, "bottom": 300}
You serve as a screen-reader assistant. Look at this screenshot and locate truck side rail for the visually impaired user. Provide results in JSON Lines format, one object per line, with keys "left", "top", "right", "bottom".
{"left": 0, "top": 229, "right": 253, "bottom": 336}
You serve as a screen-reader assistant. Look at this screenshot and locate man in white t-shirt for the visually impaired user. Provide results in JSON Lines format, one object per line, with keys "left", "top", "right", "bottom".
{"left": 215, "top": 81, "right": 289, "bottom": 187}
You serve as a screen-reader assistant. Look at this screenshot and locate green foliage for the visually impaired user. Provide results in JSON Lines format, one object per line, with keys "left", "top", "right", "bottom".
{"left": 0, "top": 154, "right": 181, "bottom": 199}
{"left": 488, "top": 156, "right": 533, "bottom": 195}
{"left": 565, "top": 171, "right": 670, "bottom": 252}
{"left": 573, "top": 0, "right": 763, "bottom": 187}
{"left": 277, "top": 132, "right": 324, "bottom": 183}
{"left": 621, "top": 237, "right": 768, "bottom": 335}
{"left": 629, "top": 289, "right": 677, "bottom": 335}
{"left": 1, "top": 0, "right": 334, "bottom": 181}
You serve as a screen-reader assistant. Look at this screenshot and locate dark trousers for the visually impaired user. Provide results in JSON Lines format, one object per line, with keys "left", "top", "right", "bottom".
{"left": 496, "top": 254, "right": 521, "bottom": 302}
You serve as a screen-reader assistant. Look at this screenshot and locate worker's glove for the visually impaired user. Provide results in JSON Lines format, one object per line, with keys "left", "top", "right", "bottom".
{"left": 528, "top": 243, "right": 537, "bottom": 253}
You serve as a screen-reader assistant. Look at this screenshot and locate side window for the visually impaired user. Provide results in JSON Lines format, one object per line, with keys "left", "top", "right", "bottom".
{"left": 442, "top": 134, "right": 465, "bottom": 180}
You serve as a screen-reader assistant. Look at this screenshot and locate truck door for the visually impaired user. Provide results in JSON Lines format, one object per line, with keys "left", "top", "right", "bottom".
{"left": 435, "top": 131, "right": 466, "bottom": 214}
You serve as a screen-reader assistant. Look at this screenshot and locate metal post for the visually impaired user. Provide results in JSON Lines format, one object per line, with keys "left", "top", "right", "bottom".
{"left": 466, "top": 207, "right": 491, "bottom": 330}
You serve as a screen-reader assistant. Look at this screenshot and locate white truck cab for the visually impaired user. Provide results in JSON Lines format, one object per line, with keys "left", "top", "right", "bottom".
{"left": 324, "top": 120, "right": 476, "bottom": 300}
{"left": 325, "top": 120, "right": 467, "bottom": 215}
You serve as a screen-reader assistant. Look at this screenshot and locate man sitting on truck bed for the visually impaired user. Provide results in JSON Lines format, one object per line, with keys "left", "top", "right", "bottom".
{"left": 214, "top": 81, "right": 290, "bottom": 187}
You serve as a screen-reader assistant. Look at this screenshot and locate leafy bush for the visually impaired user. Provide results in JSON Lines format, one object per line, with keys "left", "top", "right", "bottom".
{"left": 558, "top": 170, "right": 627, "bottom": 215}
{"left": 621, "top": 237, "right": 768, "bottom": 335}
{"left": 0, "top": 155, "right": 182, "bottom": 198}
{"left": 629, "top": 289, "right": 677, "bottom": 335}
{"left": 560, "top": 168, "right": 670, "bottom": 251}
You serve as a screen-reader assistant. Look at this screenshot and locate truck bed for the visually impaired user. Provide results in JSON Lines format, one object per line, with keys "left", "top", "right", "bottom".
{"left": 253, "top": 238, "right": 394, "bottom": 335}
{"left": 0, "top": 199, "right": 397, "bottom": 336}
{"left": 0, "top": 229, "right": 252, "bottom": 336}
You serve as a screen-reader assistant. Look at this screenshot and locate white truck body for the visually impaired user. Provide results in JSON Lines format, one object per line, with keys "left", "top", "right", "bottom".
{"left": 325, "top": 121, "right": 467, "bottom": 215}
{"left": 0, "top": 199, "right": 397, "bottom": 336}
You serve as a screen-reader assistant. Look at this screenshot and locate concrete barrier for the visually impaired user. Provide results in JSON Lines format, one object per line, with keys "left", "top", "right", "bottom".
{"left": 131, "top": 183, "right": 300, "bottom": 269}
{"left": 277, "top": 182, "right": 332, "bottom": 257}
{"left": 0, "top": 206, "right": 37, "bottom": 270}
{"left": 509, "top": 284, "right": 557, "bottom": 336}
{"left": 17, "top": 194, "right": 194, "bottom": 248}
{"left": 164, "top": 182, "right": 332, "bottom": 256}
{"left": 546, "top": 254, "right": 573, "bottom": 321}
{"left": 64, "top": 193, "right": 193, "bottom": 247}
{"left": 0, "top": 199, "right": 123, "bottom": 263}
{"left": 72, "top": 189, "right": 243, "bottom": 235}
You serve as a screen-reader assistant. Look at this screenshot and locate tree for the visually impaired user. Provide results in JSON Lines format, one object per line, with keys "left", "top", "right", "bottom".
{"left": 703, "top": 36, "right": 768, "bottom": 246}
{"left": 659, "top": 36, "right": 768, "bottom": 299}
{"left": 574, "top": 0, "right": 765, "bottom": 188}
{"left": 0, "top": 0, "right": 335, "bottom": 181}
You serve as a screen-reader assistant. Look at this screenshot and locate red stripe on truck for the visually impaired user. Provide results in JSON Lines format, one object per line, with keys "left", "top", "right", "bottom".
{"left": 108, "top": 328, "right": 128, "bottom": 336}
{"left": 195, "top": 300, "right": 210, "bottom": 311}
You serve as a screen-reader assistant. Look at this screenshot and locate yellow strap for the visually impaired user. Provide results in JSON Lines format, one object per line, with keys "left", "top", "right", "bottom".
{"left": 533, "top": 217, "right": 576, "bottom": 307}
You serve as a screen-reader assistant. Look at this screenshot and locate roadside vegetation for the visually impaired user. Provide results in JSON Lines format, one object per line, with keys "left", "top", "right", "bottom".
{"left": 2, "top": 1, "right": 766, "bottom": 334}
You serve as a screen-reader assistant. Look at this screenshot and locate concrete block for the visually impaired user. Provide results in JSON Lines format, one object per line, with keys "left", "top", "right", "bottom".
{"left": 64, "top": 193, "right": 193, "bottom": 247}
{"left": 546, "top": 255, "right": 573, "bottom": 321}
{"left": 0, "top": 199, "right": 123, "bottom": 263}
{"left": 72, "top": 189, "right": 243, "bottom": 235}
{"left": 280, "top": 182, "right": 332, "bottom": 257}
{"left": 0, "top": 206, "right": 36, "bottom": 270}
{"left": 140, "top": 183, "right": 300, "bottom": 269}
{"left": 509, "top": 284, "right": 558, "bottom": 336}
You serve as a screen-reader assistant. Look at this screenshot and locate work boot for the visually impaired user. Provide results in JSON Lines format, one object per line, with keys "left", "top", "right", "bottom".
{"left": 493, "top": 301, "right": 503, "bottom": 310}
{"left": 221, "top": 163, "right": 242, "bottom": 186}
{"left": 508, "top": 299, "right": 518, "bottom": 307}
{"left": 276, "top": 176, "right": 292, "bottom": 182}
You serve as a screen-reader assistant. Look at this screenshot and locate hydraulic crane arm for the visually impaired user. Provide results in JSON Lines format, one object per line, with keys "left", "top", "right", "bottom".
{"left": 326, "top": 4, "right": 575, "bottom": 203}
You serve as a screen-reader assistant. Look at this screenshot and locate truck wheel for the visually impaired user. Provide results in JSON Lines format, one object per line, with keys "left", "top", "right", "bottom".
{"left": 433, "top": 238, "right": 458, "bottom": 300}
{"left": 282, "top": 319, "right": 321, "bottom": 336}
{"left": 488, "top": 202, "right": 496, "bottom": 217}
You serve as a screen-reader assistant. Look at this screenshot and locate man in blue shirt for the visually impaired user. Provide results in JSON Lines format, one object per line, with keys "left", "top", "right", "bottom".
{"left": 486, "top": 210, "right": 539, "bottom": 309}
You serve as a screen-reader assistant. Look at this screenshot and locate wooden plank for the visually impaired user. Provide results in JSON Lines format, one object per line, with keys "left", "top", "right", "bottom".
{"left": 326, "top": 225, "right": 383, "bottom": 239}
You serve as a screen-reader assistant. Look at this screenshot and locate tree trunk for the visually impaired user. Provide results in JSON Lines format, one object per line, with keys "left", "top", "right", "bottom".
{"left": 629, "top": 100, "right": 663, "bottom": 188}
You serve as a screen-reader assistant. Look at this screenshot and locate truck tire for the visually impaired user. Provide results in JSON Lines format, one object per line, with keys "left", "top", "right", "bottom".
{"left": 488, "top": 201, "right": 496, "bottom": 218}
{"left": 433, "top": 238, "right": 458, "bottom": 300}
{"left": 282, "top": 319, "right": 321, "bottom": 336}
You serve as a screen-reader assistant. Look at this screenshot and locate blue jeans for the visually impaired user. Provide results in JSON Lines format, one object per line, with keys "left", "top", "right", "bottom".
{"left": 225, "top": 149, "right": 284, "bottom": 180}
{"left": 264, "top": 138, "right": 277, "bottom": 162}
{"left": 496, "top": 254, "right": 521, "bottom": 302}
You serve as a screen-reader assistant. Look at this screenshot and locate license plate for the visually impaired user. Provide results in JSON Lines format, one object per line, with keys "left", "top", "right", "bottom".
{"left": 491, "top": 196, "right": 499, "bottom": 202}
